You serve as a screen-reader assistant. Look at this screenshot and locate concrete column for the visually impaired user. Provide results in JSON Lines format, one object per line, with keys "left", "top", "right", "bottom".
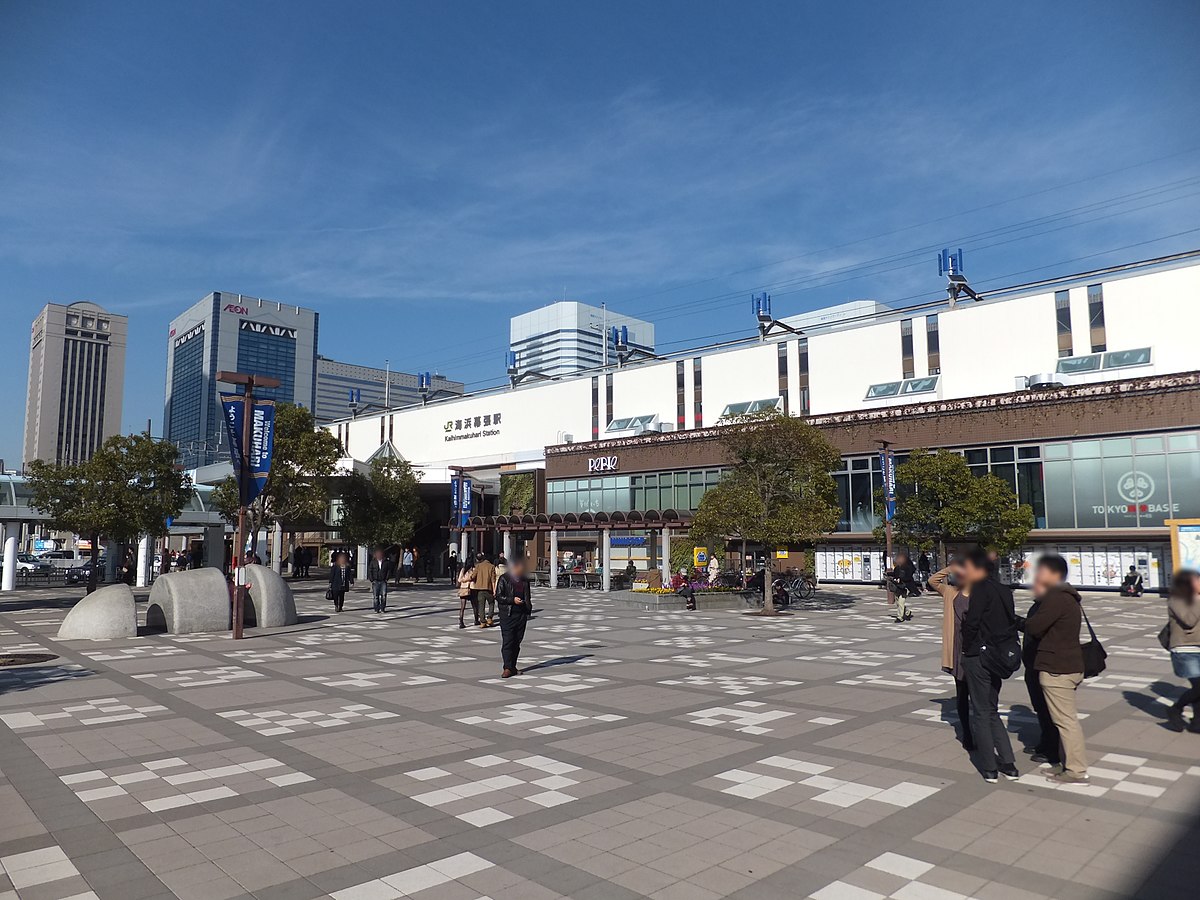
{"left": 459, "top": 531, "right": 469, "bottom": 562}
{"left": 661, "top": 528, "right": 671, "bottom": 583}
{"left": 1, "top": 527, "right": 16, "bottom": 592}
{"left": 502, "top": 531, "right": 513, "bottom": 562}
{"left": 357, "top": 544, "right": 369, "bottom": 581}
{"left": 136, "top": 534, "right": 152, "bottom": 587}
{"left": 549, "top": 530, "right": 559, "bottom": 589}
{"left": 104, "top": 540, "right": 118, "bottom": 583}
{"left": 602, "top": 528, "right": 612, "bottom": 592}
{"left": 271, "top": 521, "right": 283, "bottom": 574}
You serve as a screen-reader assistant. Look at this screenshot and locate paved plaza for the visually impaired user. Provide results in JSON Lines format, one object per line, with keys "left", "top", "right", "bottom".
{"left": 0, "top": 580, "right": 1197, "bottom": 900}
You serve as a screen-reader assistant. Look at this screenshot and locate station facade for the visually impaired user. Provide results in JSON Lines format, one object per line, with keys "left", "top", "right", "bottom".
{"left": 328, "top": 250, "right": 1200, "bottom": 589}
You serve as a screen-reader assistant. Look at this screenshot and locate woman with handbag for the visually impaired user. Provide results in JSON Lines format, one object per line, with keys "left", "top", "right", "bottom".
{"left": 930, "top": 559, "right": 974, "bottom": 753}
{"left": 456, "top": 559, "right": 477, "bottom": 629}
{"left": 1164, "top": 570, "right": 1200, "bottom": 733}
{"left": 328, "top": 551, "right": 354, "bottom": 613}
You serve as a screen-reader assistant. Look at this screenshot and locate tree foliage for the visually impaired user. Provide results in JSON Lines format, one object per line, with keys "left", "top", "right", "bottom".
{"left": 212, "top": 403, "right": 343, "bottom": 545}
{"left": 338, "top": 457, "right": 426, "bottom": 550}
{"left": 691, "top": 410, "right": 840, "bottom": 612}
{"left": 27, "top": 434, "right": 193, "bottom": 591}
{"left": 875, "top": 448, "right": 1035, "bottom": 556}
{"left": 499, "top": 472, "right": 535, "bottom": 515}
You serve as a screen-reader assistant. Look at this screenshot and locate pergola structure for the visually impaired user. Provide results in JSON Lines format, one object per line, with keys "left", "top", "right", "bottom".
{"left": 451, "top": 508, "right": 691, "bottom": 591}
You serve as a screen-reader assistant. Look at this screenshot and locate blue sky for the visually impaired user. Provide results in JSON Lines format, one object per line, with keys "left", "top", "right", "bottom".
{"left": 2, "top": 1, "right": 1199, "bottom": 463}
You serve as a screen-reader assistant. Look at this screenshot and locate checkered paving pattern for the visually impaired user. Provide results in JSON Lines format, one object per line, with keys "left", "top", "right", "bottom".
{"left": 1, "top": 580, "right": 1196, "bottom": 900}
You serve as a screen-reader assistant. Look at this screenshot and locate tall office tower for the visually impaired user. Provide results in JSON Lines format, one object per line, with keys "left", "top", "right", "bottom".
{"left": 164, "top": 292, "right": 319, "bottom": 468}
{"left": 23, "top": 301, "right": 128, "bottom": 466}
{"left": 313, "top": 356, "right": 465, "bottom": 424}
{"left": 510, "top": 301, "right": 655, "bottom": 378}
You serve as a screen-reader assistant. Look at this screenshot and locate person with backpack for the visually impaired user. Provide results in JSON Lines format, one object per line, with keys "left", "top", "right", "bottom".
{"left": 495, "top": 553, "right": 533, "bottom": 677}
{"left": 1021, "top": 554, "right": 1089, "bottom": 783}
{"left": 1165, "top": 570, "right": 1200, "bottom": 733}
{"left": 959, "top": 546, "right": 1019, "bottom": 784}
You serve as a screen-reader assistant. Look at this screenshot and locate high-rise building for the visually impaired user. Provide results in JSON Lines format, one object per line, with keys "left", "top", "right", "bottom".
{"left": 164, "top": 293, "right": 318, "bottom": 467}
{"left": 23, "top": 301, "right": 128, "bottom": 466}
{"left": 314, "top": 356, "right": 464, "bottom": 424}
{"left": 510, "top": 301, "right": 654, "bottom": 378}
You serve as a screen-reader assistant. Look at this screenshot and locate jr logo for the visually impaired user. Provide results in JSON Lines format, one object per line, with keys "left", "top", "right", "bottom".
{"left": 588, "top": 456, "right": 618, "bottom": 473}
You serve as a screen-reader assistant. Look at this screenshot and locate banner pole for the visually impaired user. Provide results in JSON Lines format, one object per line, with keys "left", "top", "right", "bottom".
{"left": 233, "top": 380, "right": 254, "bottom": 640}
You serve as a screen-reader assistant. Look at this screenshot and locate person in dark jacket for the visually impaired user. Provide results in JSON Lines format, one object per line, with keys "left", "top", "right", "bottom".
{"left": 1021, "top": 554, "right": 1088, "bottom": 783}
{"left": 1017, "top": 581, "right": 1062, "bottom": 771}
{"left": 1120, "top": 566, "right": 1144, "bottom": 597}
{"left": 329, "top": 551, "right": 354, "bottom": 612}
{"left": 368, "top": 547, "right": 395, "bottom": 613}
{"left": 495, "top": 554, "right": 532, "bottom": 677}
{"left": 959, "top": 546, "right": 1019, "bottom": 784}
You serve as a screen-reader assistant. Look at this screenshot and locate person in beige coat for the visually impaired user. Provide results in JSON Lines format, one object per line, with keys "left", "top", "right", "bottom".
{"left": 1166, "top": 569, "right": 1200, "bottom": 733}
{"left": 471, "top": 554, "right": 497, "bottom": 628}
{"left": 457, "top": 561, "right": 476, "bottom": 629}
{"left": 929, "top": 559, "right": 974, "bottom": 752}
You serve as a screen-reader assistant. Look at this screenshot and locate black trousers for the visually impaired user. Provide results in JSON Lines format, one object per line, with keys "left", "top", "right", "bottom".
{"left": 1025, "top": 664, "right": 1061, "bottom": 762}
{"left": 331, "top": 589, "right": 346, "bottom": 611}
{"left": 964, "top": 654, "right": 1015, "bottom": 772}
{"left": 954, "top": 677, "right": 974, "bottom": 748}
{"left": 1174, "top": 677, "right": 1200, "bottom": 711}
{"left": 500, "top": 610, "right": 528, "bottom": 672}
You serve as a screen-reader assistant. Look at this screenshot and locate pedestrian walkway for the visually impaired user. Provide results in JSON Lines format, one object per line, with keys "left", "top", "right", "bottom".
{"left": 0, "top": 582, "right": 1195, "bottom": 899}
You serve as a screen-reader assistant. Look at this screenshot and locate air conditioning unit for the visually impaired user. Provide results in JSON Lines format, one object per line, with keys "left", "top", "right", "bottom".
{"left": 1025, "top": 373, "right": 1062, "bottom": 390}
{"left": 557, "top": 432, "right": 574, "bottom": 444}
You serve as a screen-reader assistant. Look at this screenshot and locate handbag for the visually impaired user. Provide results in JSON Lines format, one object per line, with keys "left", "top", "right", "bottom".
{"left": 1158, "top": 623, "right": 1172, "bottom": 651}
{"left": 325, "top": 588, "right": 333, "bottom": 602}
{"left": 1080, "top": 604, "right": 1107, "bottom": 678}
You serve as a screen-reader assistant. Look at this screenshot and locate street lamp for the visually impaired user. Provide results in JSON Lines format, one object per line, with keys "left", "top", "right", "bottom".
{"left": 876, "top": 439, "right": 896, "bottom": 608}
{"left": 216, "top": 370, "right": 280, "bottom": 639}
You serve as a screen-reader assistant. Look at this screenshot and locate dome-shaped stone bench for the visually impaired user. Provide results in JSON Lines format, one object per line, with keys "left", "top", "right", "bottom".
{"left": 57, "top": 583, "right": 137, "bottom": 640}
{"left": 146, "top": 568, "right": 230, "bottom": 634}
{"left": 242, "top": 564, "right": 298, "bottom": 628}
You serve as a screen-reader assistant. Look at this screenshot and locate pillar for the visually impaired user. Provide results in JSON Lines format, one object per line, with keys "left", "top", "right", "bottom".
{"left": 104, "top": 540, "right": 118, "bottom": 583}
{"left": 357, "top": 544, "right": 369, "bottom": 580}
{"left": 602, "top": 528, "right": 612, "bottom": 592}
{"left": 459, "top": 530, "right": 468, "bottom": 562}
{"left": 549, "top": 530, "right": 559, "bottom": 589}
{"left": 203, "top": 526, "right": 225, "bottom": 569}
{"left": 271, "top": 521, "right": 283, "bottom": 574}
{"left": 136, "top": 535, "right": 152, "bottom": 587}
{"left": 502, "top": 531, "right": 514, "bottom": 563}
{"left": 1, "top": 526, "right": 16, "bottom": 592}
{"left": 660, "top": 528, "right": 671, "bottom": 583}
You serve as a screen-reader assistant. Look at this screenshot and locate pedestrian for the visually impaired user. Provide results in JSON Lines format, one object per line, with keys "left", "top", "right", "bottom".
{"left": 1164, "top": 569, "right": 1200, "bottom": 733}
{"left": 402, "top": 547, "right": 415, "bottom": 579}
{"left": 496, "top": 553, "right": 532, "bottom": 677}
{"left": 300, "top": 545, "right": 312, "bottom": 578}
{"left": 886, "top": 552, "right": 918, "bottom": 622}
{"left": 457, "top": 558, "right": 477, "bottom": 629}
{"left": 423, "top": 551, "right": 433, "bottom": 583}
{"left": 292, "top": 545, "right": 303, "bottom": 579}
{"left": 1020, "top": 554, "right": 1089, "bottom": 783}
{"left": 448, "top": 544, "right": 460, "bottom": 582}
{"left": 368, "top": 547, "right": 394, "bottom": 613}
{"left": 930, "top": 558, "right": 974, "bottom": 753}
{"left": 706, "top": 553, "right": 720, "bottom": 584}
{"left": 1120, "top": 566, "right": 1144, "bottom": 597}
{"left": 478, "top": 554, "right": 503, "bottom": 628}
{"left": 959, "top": 546, "right": 1020, "bottom": 784}
{"left": 918, "top": 551, "right": 932, "bottom": 584}
{"left": 1017, "top": 563, "right": 1064, "bottom": 772}
{"left": 328, "top": 550, "right": 353, "bottom": 613}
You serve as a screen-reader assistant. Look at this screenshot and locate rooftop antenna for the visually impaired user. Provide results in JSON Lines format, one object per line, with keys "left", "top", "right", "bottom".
{"left": 750, "top": 292, "right": 801, "bottom": 341}
{"left": 939, "top": 248, "right": 980, "bottom": 306}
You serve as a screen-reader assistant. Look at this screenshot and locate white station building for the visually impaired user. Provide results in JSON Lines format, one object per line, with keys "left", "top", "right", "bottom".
{"left": 329, "top": 250, "right": 1200, "bottom": 590}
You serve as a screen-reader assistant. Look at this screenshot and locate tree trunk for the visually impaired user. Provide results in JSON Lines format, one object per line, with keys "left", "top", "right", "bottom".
{"left": 86, "top": 533, "right": 99, "bottom": 595}
{"left": 937, "top": 538, "right": 946, "bottom": 569}
{"left": 741, "top": 539, "right": 748, "bottom": 587}
{"left": 762, "top": 552, "right": 776, "bottom": 613}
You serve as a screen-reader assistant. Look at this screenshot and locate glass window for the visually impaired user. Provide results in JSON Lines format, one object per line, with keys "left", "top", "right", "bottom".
{"left": 992, "top": 463, "right": 1017, "bottom": 494}
{"left": 1018, "top": 446, "right": 1040, "bottom": 459}
{"left": 1102, "top": 347, "right": 1152, "bottom": 369}
{"left": 866, "top": 381, "right": 902, "bottom": 399}
{"left": 1169, "top": 451, "right": 1200, "bottom": 517}
{"left": 834, "top": 472, "right": 851, "bottom": 532}
{"left": 1135, "top": 437, "right": 1163, "bottom": 454}
{"left": 1169, "top": 434, "right": 1198, "bottom": 452}
{"left": 1133, "top": 454, "right": 1169, "bottom": 527}
{"left": 1018, "top": 461, "right": 1046, "bottom": 527}
{"left": 1073, "top": 457, "right": 1106, "bottom": 527}
{"left": 1044, "top": 443, "right": 1071, "bottom": 460}
{"left": 849, "top": 472, "right": 875, "bottom": 531}
{"left": 990, "top": 447, "right": 1015, "bottom": 463}
{"left": 851, "top": 458, "right": 870, "bottom": 470}
{"left": 1044, "top": 459, "right": 1075, "bottom": 528}
{"left": 1087, "top": 283, "right": 1106, "bottom": 353}
{"left": 1072, "top": 441, "right": 1101, "bottom": 459}
{"left": 901, "top": 376, "right": 938, "bottom": 395}
{"left": 1055, "top": 290, "right": 1073, "bottom": 357}
{"left": 965, "top": 449, "right": 988, "bottom": 466}
{"left": 1102, "top": 438, "right": 1132, "bottom": 457}
{"left": 1056, "top": 354, "right": 1101, "bottom": 374}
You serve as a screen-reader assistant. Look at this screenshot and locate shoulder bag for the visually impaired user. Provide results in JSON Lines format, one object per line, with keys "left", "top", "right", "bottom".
{"left": 1080, "top": 603, "right": 1107, "bottom": 678}
{"left": 980, "top": 586, "right": 1022, "bottom": 679}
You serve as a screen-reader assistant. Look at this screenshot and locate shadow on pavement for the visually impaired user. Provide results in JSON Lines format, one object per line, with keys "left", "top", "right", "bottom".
{"left": 0, "top": 664, "right": 94, "bottom": 695}
{"left": 524, "top": 654, "right": 595, "bottom": 672}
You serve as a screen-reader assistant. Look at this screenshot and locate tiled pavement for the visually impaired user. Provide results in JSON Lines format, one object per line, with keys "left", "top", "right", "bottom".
{"left": 0, "top": 582, "right": 1197, "bottom": 899}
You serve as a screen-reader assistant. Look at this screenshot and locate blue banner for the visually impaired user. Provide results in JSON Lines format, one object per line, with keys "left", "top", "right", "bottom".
{"left": 459, "top": 478, "right": 473, "bottom": 526}
{"left": 450, "top": 476, "right": 461, "bottom": 526}
{"left": 220, "top": 393, "right": 276, "bottom": 506}
{"left": 880, "top": 450, "right": 896, "bottom": 522}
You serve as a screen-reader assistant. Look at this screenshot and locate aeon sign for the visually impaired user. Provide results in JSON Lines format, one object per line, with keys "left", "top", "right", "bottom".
{"left": 223, "top": 303, "right": 250, "bottom": 315}
{"left": 588, "top": 456, "right": 619, "bottom": 473}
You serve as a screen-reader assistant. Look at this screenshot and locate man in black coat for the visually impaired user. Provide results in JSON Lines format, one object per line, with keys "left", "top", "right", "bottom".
{"left": 495, "top": 554, "right": 533, "bottom": 678}
{"left": 959, "top": 546, "right": 1019, "bottom": 784}
{"left": 368, "top": 547, "right": 396, "bottom": 612}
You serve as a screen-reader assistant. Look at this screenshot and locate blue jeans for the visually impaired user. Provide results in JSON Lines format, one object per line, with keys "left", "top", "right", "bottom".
{"left": 371, "top": 580, "right": 388, "bottom": 608}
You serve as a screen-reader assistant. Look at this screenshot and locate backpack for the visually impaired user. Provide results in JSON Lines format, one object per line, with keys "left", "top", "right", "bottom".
{"left": 979, "top": 585, "right": 1022, "bottom": 679}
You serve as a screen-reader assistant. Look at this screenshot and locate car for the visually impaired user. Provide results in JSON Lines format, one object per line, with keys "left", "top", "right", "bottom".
{"left": 65, "top": 557, "right": 109, "bottom": 585}
{"left": 16, "top": 553, "right": 52, "bottom": 574}
{"left": 36, "top": 549, "right": 84, "bottom": 564}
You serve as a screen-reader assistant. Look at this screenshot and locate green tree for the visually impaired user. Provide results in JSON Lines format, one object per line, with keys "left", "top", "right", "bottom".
{"left": 691, "top": 410, "right": 840, "bottom": 613}
{"left": 27, "top": 434, "right": 193, "bottom": 592}
{"left": 212, "top": 403, "right": 343, "bottom": 551}
{"left": 339, "top": 457, "right": 426, "bottom": 550}
{"left": 875, "top": 448, "right": 1035, "bottom": 560}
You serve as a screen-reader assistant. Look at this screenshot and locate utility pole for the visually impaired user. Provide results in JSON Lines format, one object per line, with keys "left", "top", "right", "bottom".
{"left": 217, "top": 371, "right": 280, "bottom": 639}
{"left": 876, "top": 439, "right": 896, "bottom": 607}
